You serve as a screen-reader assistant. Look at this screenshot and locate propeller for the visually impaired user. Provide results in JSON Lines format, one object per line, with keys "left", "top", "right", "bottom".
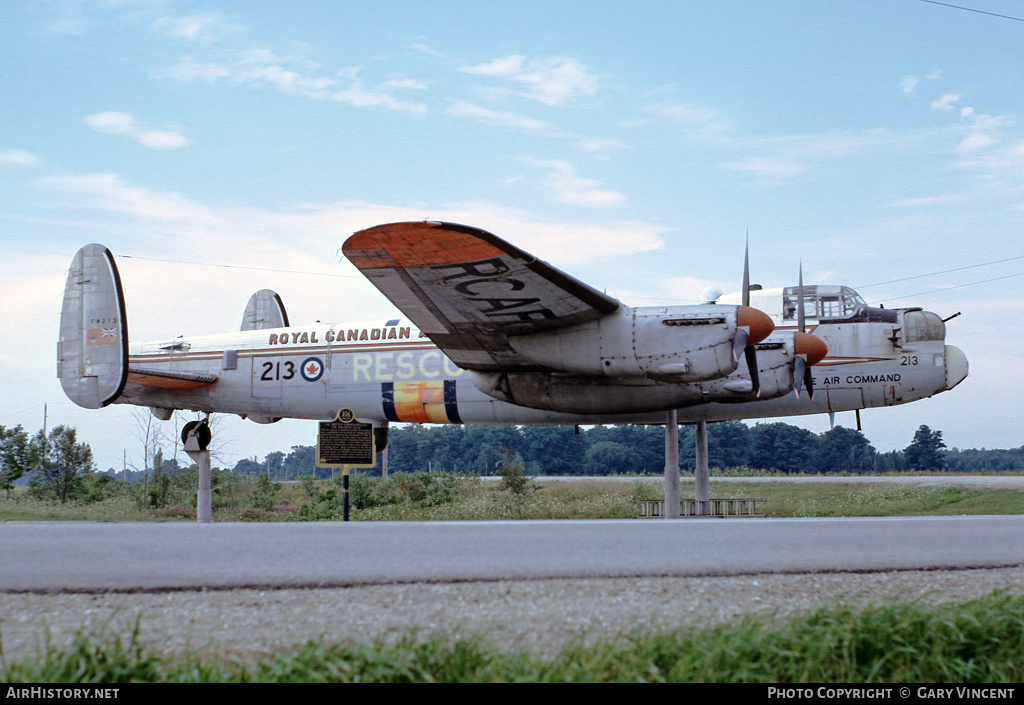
{"left": 792, "top": 260, "right": 827, "bottom": 400}
{"left": 735, "top": 235, "right": 773, "bottom": 397}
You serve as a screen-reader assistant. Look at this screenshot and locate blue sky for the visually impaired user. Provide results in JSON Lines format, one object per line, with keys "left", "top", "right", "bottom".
{"left": 2, "top": 0, "right": 1022, "bottom": 472}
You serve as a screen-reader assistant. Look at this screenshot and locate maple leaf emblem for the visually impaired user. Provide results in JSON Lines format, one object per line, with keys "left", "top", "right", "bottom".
{"left": 305, "top": 361, "right": 320, "bottom": 376}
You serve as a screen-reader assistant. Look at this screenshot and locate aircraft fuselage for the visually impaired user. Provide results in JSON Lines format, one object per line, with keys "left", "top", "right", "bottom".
{"left": 119, "top": 309, "right": 966, "bottom": 429}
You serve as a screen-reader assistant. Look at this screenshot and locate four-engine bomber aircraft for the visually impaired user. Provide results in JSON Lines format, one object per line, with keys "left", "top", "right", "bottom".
{"left": 58, "top": 221, "right": 968, "bottom": 454}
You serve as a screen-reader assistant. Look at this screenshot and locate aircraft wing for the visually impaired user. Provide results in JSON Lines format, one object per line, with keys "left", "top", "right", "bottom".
{"left": 343, "top": 221, "right": 622, "bottom": 371}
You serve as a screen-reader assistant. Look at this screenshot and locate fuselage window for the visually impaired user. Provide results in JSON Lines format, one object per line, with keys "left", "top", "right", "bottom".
{"left": 904, "top": 311, "right": 946, "bottom": 342}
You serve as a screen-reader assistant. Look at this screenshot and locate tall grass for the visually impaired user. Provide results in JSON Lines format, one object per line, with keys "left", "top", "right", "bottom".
{"left": 3, "top": 592, "right": 1022, "bottom": 682}
{"left": 2, "top": 475, "right": 1020, "bottom": 522}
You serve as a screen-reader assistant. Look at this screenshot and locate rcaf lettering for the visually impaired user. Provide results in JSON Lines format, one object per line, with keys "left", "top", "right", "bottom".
{"left": 454, "top": 278, "right": 525, "bottom": 295}
{"left": 269, "top": 327, "right": 410, "bottom": 345}
{"left": 434, "top": 258, "right": 511, "bottom": 281}
{"left": 430, "top": 258, "right": 559, "bottom": 322}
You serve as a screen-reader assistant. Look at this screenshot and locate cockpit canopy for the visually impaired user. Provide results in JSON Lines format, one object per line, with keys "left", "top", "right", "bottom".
{"left": 782, "top": 285, "right": 866, "bottom": 322}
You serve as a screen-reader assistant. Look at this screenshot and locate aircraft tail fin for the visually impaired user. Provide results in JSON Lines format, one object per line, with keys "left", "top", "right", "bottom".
{"left": 57, "top": 244, "right": 129, "bottom": 409}
{"left": 240, "top": 289, "right": 290, "bottom": 331}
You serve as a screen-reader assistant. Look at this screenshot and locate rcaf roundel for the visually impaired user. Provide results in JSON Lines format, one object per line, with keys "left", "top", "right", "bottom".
{"left": 301, "top": 357, "right": 325, "bottom": 382}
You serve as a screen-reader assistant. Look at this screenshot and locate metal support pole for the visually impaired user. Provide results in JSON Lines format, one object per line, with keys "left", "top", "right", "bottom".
{"left": 343, "top": 470, "right": 350, "bottom": 522}
{"left": 664, "top": 410, "right": 680, "bottom": 519}
{"left": 695, "top": 420, "right": 710, "bottom": 516}
{"left": 196, "top": 451, "right": 211, "bottom": 523}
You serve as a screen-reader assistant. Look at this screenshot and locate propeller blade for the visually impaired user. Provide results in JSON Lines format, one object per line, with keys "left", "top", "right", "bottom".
{"left": 745, "top": 345, "right": 761, "bottom": 398}
{"left": 804, "top": 365, "right": 815, "bottom": 401}
{"left": 793, "top": 332, "right": 827, "bottom": 401}
{"left": 732, "top": 326, "right": 749, "bottom": 363}
{"left": 793, "top": 356, "right": 805, "bottom": 399}
{"left": 742, "top": 234, "right": 751, "bottom": 308}
{"left": 797, "top": 259, "right": 805, "bottom": 334}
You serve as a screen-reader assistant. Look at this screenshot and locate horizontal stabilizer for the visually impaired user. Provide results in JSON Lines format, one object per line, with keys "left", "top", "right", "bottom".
{"left": 57, "top": 245, "right": 128, "bottom": 409}
{"left": 127, "top": 367, "right": 218, "bottom": 390}
{"left": 240, "top": 289, "right": 290, "bottom": 331}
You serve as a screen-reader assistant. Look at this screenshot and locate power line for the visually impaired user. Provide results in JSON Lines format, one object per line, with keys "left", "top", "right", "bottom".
{"left": 855, "top": 254, "right": 1024, "bottom": 289}
{"left": 919, "top": 0, "right": 1024, "bottom": 23}
{"left": 876, "top": 270, "right": 1024, "bottom": 304}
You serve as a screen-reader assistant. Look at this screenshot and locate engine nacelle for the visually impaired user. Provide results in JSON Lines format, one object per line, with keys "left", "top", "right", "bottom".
{"left": 470, "top": 330, "right": 807, "bottom": 414}
{"left": 508, "top": 304, "right": 771, "bottom": 382}
{"left": 699, "top": 333, "right": 798, "bottom": 402}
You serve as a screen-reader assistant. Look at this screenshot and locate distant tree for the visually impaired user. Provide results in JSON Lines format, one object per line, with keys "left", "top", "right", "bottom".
{"left": 679, "top": 422, "right": 753, "bottom": 471}
{"left": 583, "top": 441, "right": 636, "bottom": 475}
{"left": 233, "top": 457, "right": 262, "bottom": 476}
{"left": 29, "top": 425, "right": 94, "bottom": 502}
{"left": 518, "top": 426, "right": 586, "bottom": 475}
{"left": 816, "top": 427, "right": 876, "bottom": 473}
{"left": 281, "top": 446, "right": 314, "bottom": 479}
{"left": 904, "top": 425, "right": 947, "bottom": 470}
{"left": 748, "top": 423, "right": 819, "bottom": 473}
{"left": 0, "top": 424, "right": 34, "bottom": 498}
{"left": 265, "top": 451, "right": 286, "bottom": 478}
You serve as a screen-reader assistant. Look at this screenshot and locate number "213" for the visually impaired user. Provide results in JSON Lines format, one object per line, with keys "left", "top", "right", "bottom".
{"left": 260, "top": 361, "right": 295, "bottom": 381}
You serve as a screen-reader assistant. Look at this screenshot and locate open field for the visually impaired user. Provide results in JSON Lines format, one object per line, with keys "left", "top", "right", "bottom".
{"left": 1, "top": 474, "right": 1022, "bottom": 523}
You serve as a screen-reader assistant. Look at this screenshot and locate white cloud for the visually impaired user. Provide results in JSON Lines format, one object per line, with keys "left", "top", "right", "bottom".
{"left": 459, "top": 55, "right": 599, "bottom": 106}
{"left": 931, "top": 93, "right": 960, "bottom": 111}
{"left": 158, "top": 55, "right": 427, "bottom": 115}
{"left": 83, "top": 112, "right": 190, "bottom": 150}
{"left": 724, "top": 156, "right": 806, "bottom": 179}
{"left": 37, "top": 173, "right": 214, "bottom": 222}
{"left": 151, "top": 13, "right": 231, "bottom": 42}
{"left": 0, "top": 150, "right": 40, "bottom": 166}
{"left": 901, "top": 71, "right": 940, "bottom": 95}
{"left": 891, "top": 193, "right": 971, "bottom": 208}
{"left": 642, "top": 102, "right": 733, "bottom": 142}
{"left": 446, "top": 100, "right": 551, "bottom": 132}
{"left": 528, "top": 159, "right": 627, "bottom": 208}
{"left": 724, "top": 130, "right": 894, "bottom": 180}
{"left": 460, "top": 55, "right": 526, "bottom": 77}
{"left": 956, "top": 109, "right": 1011, "bottom": 153}
{"left": 575, "top": 138, "right": 628, "bottom": 153}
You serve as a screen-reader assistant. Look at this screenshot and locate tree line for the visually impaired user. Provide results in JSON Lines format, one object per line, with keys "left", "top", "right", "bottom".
{"left": 230, "top": 422, "right": 1023, "bottom": 479}
{"left": 4, "top": 421, "right": 1022, "bottom": 501}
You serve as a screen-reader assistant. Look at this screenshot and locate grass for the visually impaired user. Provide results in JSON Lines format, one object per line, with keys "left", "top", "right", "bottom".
{"left": 2, "top": 475, "right": 1021, "bottom": 522}
{"left": 2, "top": 591, "right": 1022, "bottom": 682}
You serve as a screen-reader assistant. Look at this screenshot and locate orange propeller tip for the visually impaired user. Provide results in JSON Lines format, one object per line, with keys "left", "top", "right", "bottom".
{"left": 737, "top": 305, "right": 774, "bottom": 345}
{"left": 795, "top": 332, "right": 828, "bottom": 366}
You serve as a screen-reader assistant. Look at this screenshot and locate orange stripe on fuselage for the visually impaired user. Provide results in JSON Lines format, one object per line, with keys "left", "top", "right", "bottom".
{"left": 393, "top": 381, "right": 449, "bottom": 423}
{"left": 345, "top": 222, "right": 503, "bottom": 269}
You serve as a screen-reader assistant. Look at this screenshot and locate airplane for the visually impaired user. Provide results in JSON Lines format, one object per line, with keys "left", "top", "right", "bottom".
{"left": 57, "top": 220, "right": 968, "bottom": 479}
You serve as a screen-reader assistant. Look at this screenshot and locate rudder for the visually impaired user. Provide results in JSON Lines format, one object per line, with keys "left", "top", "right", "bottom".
{"left": 57, "top": 244, "right": 128, "bottom": 408}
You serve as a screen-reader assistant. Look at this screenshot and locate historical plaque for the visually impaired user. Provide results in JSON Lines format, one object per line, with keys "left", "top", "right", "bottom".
{"left": 316, "top": 408, "right": 377, "bottom": 469}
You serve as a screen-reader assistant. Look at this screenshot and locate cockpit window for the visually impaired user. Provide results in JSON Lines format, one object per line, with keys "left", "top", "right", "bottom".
{"left": 904, "top": 311, "right": 945, "bottom": 342}
{"left": 782, "top": 286, "right": 866, "bottom": 320}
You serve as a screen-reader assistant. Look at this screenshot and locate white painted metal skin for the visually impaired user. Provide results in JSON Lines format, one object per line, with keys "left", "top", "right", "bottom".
{"left": 56, "top": 225, "right": 968, "bottom": 438}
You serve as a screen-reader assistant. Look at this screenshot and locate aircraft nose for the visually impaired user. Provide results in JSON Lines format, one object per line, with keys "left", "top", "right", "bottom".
{"left": 795, "top": 331, "right": 828, "bottom": 366}
{"left": 944, "top": 345, "right": 968, "bottom": 390}
{"left": 737, "top": 305, "right": 774, "bottom": 345}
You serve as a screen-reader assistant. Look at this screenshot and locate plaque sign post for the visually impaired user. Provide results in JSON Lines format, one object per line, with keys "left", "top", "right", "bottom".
{"left": 316, "top": 408, "right": 377, "bottom": 521}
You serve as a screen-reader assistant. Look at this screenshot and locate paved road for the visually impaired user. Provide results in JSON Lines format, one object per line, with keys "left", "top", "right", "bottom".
{"left": 2, "top": 515, "right": 1022, "bottom": 592}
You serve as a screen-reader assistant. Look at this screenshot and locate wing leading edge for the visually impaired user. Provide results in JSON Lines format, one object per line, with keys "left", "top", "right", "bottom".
{"left": 343, "top": 221, "right": 621, "bottom": 371}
